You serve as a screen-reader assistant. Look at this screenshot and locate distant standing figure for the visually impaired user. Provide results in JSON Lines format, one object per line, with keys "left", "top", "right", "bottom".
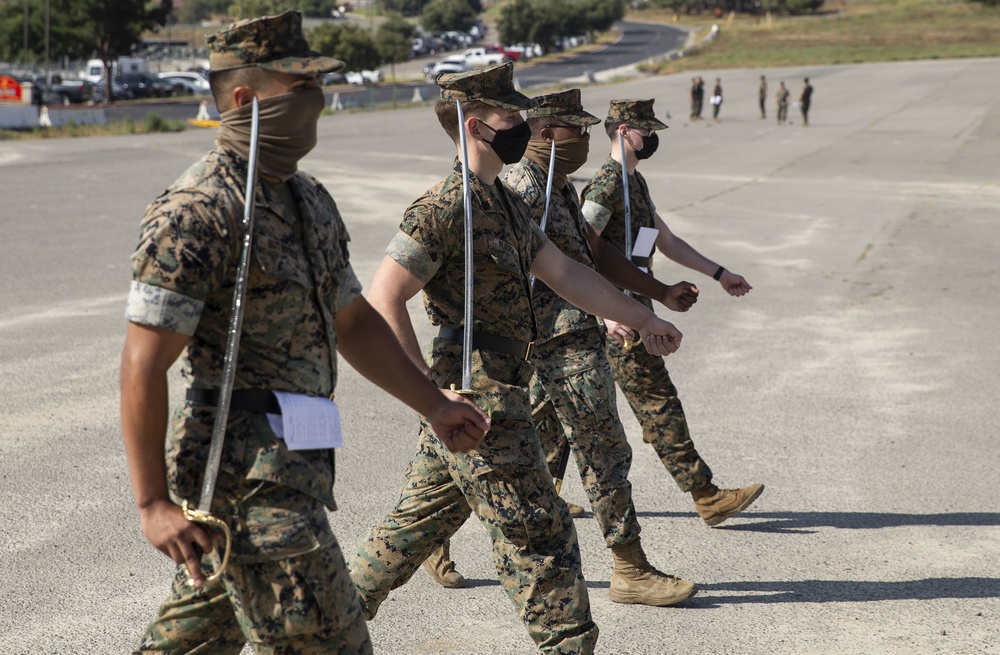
{"left": 689, "top": 77, "right": 699, "bottom": 120}
{"left": 799, "top": 77, "right": 813, "bottom": 126}
{"left": 691, "top": 77, "right": 704, "bottom": 121}
{"left": 711, "top": 78, "right": 722, "bottom": 122}
{"left": 758, "top": 75, "right": 767, "bottom": 119}
{"left": 776, "top": 81, "right": 789, "bottom": 125}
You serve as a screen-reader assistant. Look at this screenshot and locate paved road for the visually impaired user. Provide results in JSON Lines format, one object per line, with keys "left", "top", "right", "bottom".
{"left": 103, "top": 20, "right": 686, "bottom": 121}
{"left": 2, "top": 58, "right": 999, "bottom": 655}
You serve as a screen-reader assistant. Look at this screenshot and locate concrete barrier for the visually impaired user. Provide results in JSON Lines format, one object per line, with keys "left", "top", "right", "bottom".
{"left": 0, "top": 105, "right": 38, "bottom": 129}
{"left": 42, "top": 106, "right": 108, "bottom": 127}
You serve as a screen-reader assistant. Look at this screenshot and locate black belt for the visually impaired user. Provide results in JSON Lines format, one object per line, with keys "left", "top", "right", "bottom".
{"left": 186, "top": 388, "right": 282, "bottom": 414}
{"left": 631, "top": 255, "right": 651, "bottom": 268}
{"left": 438, "top": 325, "right": 531, "bottom": 360}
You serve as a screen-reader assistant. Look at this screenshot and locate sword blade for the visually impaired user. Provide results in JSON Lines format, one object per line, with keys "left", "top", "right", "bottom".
{"left": 529, "top": 139, "right": 557, "bottom": 291}
{"left": 619, "top": 131, "right": 633, "bottom": 299}
{"left": 456, "top": 100, "right": 474, "bottom": 391}
{"left": 197, "top": 96, "right": 262, "bottom": 514}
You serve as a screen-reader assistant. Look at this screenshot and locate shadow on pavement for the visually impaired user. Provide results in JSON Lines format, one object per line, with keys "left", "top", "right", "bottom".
{"left": 635, "top": 511, "right": 1000, "bottom": 534}
{"left": 689, "top": 577, "right": 1000, "bottom": 605}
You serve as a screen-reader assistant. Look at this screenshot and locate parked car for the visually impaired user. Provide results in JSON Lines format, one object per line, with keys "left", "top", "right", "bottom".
{"left": 90, "top": 77, "right": 135, "bottom": 103}
{"left": 117, "top": 73, "right": 176, "bottom": 98}
{"left": 442, "top": 30, "right": 474, "bottom": 47}
{"left": 424, "top": 55, "right": 471, "bottom": 80}
{"left": 319, "top": 71, "right": 346, "bottom": 85}
{"left": 461, "top": 47, "right": 509, "bottom": 67}
{"left": 508, "top": 43, "right": 542, "bottom": 60}
{"left": 345, "top": 70, "right": 382, "bottom": 85}
{"left": 483, "top": 44, "right": 521, "bottom": 62}
{"left": 157, "top": 71, "right": 210, "bottom": 94}
{"left": 26, "top": 76, "right": 94, "bottom": 105}
{"left": 412, "top": 37, "right": 446, "bottom": 57}
{"left": 160, "top": 76, "right": 210, "bottom": 96}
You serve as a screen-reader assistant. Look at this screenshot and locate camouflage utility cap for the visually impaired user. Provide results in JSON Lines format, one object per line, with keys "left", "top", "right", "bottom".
{"left": 528, "top": 89, "right": 601, "bottom": 126}
{"left": 438, "top": 62, "right": 535, "bottom": 111}
{"left": 208, "top": 10, "right": 344, "bottom": 74}
{"left": 607, "top": 99, "right": 668, "bottom": 130}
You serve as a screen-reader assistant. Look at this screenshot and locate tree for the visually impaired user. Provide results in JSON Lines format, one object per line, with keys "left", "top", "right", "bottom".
{"left": 376, "top": 13, "right": 414, "bottom": 81}
{"left": 580, "top": 0, "right": 625, "bottom": 34}
{"left": 383, "top": 0, "right": 432, "bottom": 15}
{"left": 498, "top": 0, "right": 537, "bottom": 47}
{"left": 498, "top": 0, "right": 626, "bottom": 50}
{"left": 82, "top": 0, "right": 171, "bottom": 101}
{"left": 309, "top": 22, "right": 382, "bottom": 72}
{"left": 0, "top": 0, "right": 91, "bottom": 64}
{"left": 421, "top": 0, "right": 477, "bottom": 33}
{"left": 298, "top": 0, "right": 339, "bottom": 17}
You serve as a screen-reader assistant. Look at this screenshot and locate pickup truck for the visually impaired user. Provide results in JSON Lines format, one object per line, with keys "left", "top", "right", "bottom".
{"left": 461, "top": 47, "right": 509, "bottom": 68}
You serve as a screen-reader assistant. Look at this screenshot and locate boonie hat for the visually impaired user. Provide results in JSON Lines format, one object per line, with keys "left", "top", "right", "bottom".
{"left": 438, "top": 62, "right": 535, "bottom": 111}
{"left": 607, "top": 99, "right": 669, "bottom": 130}
{"left": 208, "top": 10, "right": 344, "bottom": 74}
{"left": 528, "top": 89, "right": 601, "bottom": 126}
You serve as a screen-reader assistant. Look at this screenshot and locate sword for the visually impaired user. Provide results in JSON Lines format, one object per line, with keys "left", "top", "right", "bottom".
{"left": 528, "top": 139, "right": 557, "bottom": 292}
{"left": 448, "top": 99, "right": 491, "bottom": 413}
{"left": 180, "top": 96, "right": 262, "bottom": 584}
{"left": 618, "top": 131, "right": 640, "bottom": 351}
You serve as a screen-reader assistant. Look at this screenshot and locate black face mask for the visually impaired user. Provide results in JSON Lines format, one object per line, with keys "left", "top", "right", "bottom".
{"left": 635, "top": 132, "right": 660, "bottom": 160}
{"left": 480, "top": 120, "right": 531, "bottom": 165}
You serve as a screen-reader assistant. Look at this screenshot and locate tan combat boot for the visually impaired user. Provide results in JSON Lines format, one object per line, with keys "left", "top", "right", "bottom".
{"left": 609, "top": 539, "right": 697, "bottom": 606}
{"left": 421, "top": 542, "right": 465, "bottom": 589}
{"left": 566, "top": 501, "right": 586, "bottom": 518}
{"left": 692, "top": 482, "right": 765, "bottom": 527}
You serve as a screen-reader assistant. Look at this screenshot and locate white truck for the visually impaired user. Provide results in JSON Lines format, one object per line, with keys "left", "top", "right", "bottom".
{"left": 461, "top": 47, "right": 509, "bottom": 68}
{"left": 83, "top": 57, "right": 147, "bottom": 84}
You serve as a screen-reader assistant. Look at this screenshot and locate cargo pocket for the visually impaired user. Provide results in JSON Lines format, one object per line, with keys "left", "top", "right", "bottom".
{"left": 477, "top": 467, "right": 566, "bottom": 552}
{"left": 227, "top": 500, "right": 347, "bottom": 641}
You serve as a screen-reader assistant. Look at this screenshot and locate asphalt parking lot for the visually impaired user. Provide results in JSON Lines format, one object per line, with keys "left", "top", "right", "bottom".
{"left": 1, "top": 57, "right": 998, "bottom": 654}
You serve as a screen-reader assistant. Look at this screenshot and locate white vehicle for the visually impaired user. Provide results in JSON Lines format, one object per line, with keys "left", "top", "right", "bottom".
{"left": 345, "top": 70, "right": 382, "bottom": 85}
{"left": 461, "top": 47, "right": 508, "bottom": 68}
{"left": 157, "top": 71, "right": 210, "bottom": 94}
{"left": 426, "top": 56, "right": 470, "bottom": 79}
{"left": 83, "top": 57, "right": 146, "bottom": 84}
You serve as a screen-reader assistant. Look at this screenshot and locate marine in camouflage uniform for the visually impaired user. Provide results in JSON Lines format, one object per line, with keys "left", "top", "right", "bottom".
{"left": 348, "top": 64, "right": 598, "bottom": 654}
{"left": 349, "top": 65, "right": 688, "bottom": 653}
{"left": 503, "top": 90, "right": 698, "bottom": 607}
{"left": 121, "top": 12, "right": 487, "bottom": 655}
{"left": 580, "top": 99, "right": 764, "bottom": 527}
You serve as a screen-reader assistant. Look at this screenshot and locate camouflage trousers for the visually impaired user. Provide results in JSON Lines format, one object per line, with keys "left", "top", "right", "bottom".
{"left": 603, "top": 299, "right": 713, "bottom": 493}
{"left": 530, "top": 327, "right": 641, "bottom": 547}
{"left": 349, "top": 425, "right": 599, "bottom": 654}
{"left": 134, "top": 482, "right": 371, "bottom": 655}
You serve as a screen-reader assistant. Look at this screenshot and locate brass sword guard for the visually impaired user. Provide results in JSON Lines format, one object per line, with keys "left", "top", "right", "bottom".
{"left": 449, "top": 384, "right": 496, "bottom": 419}
{"left": 181, "top": 500, "right": 233, "bottom": 586}
{"left": 623, "top": 335, "right": 643, "bottom": 352}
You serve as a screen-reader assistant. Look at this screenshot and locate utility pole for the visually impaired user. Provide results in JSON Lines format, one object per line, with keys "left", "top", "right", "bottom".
{"left": 22, "top": 0, "right": 28, "bottom": 66}
{"left": 45, "top": 0, "right": 50, "bottom": 82}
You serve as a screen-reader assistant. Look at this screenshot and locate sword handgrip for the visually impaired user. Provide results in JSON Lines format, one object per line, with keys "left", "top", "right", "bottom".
{"left": 181, "top": 500, "right": 233, "bottom": 586}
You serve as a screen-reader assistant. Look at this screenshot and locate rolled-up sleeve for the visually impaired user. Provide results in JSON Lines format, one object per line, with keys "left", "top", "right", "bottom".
{"left": 581, "top": 199, "right": 613, "bottom": 232}
{"left": 125, "top": 281, "right": 204, "bottom": 335}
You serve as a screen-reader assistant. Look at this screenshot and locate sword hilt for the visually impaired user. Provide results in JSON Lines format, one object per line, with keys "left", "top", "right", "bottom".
{"left": 181, "top": 500, "right": 233, "bottom": 586}
{"left": 449, "top": 383, "right": 495, "bottom": 420}
{"left": 623, "top": 335, "right": 643, "bottom": 352}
